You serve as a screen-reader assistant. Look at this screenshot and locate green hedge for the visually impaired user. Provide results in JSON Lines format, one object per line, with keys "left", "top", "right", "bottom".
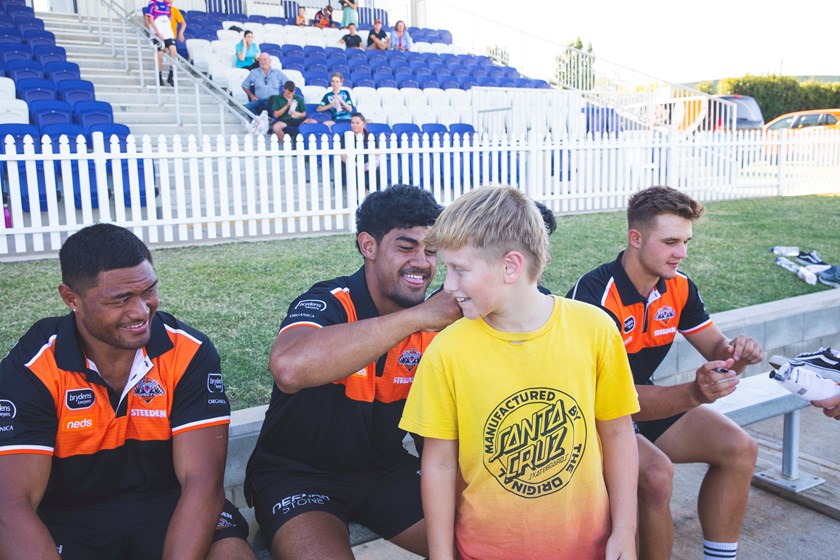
{"left": 711, "top": 75, "right": 840, "bottom": 122}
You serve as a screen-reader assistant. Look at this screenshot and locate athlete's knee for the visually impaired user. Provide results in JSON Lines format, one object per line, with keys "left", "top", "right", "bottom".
{"left": 719, "top": 429, "right": 758, "bottom": 471}
{"left": 638, "top": 456, "right": 674, "bottom": 507}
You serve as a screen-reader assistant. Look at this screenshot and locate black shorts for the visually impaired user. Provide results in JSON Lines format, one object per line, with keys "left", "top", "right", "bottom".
{"left": 636, "top": 412, "right": 685, "bottom": 443}
{"left": 39, "top": 493, "right": 248, "bottom": 560}
{"left": 152, "top": 37, "right": 176, "bottom": 51}
{"left": 250, "top": 452, "right": 423, "bottom": 544}
{"left": 279, "top": 117, "right": 306, "bottom": 127}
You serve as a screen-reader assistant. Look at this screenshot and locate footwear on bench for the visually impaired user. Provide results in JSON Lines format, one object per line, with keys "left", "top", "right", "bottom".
{"left": 769, "top": 348, "right": 840, "bottom": 377}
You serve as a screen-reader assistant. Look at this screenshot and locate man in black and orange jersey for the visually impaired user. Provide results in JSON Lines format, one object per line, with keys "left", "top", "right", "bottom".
{"left": 245, "top": 185, "right": 461, "bottom": 560}
{"left": 0, "top": 224, "right": 255, "bottom": 560}
{"left": 567, "top": 186, "right": 763, "bottom": 560}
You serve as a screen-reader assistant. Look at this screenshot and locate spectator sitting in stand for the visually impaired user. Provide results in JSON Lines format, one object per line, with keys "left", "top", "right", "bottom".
{"left": 295, "top": 6, "right": 308, "bottom": 26}
{"left": 339, "top": 23, "right": 363, "bottom": 49}
{"left": 366, "top": 18, "right": 389, "bottom": 50}
{"left": 340, "top": 112, "right": 382, "bottom": 194}
{"left": 236, "top": 30, "right": 259, "bottom": 70}
{"left": 317, "top": 72, "right": 354, "bottom": 129}
{"left": 389, "top": 20, "right": 413, "bottom": 52}
{"left": 272, "top": 80, "right": 315, "bottom": 141}
{"left": 241, "top": 52, "right": 288, "bottom": 116}
{"left": 314, "top": 5, "right": 336, "bottom": 29}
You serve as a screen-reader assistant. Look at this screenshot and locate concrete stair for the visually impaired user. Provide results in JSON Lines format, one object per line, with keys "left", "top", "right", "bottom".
{"left": 37, "top": 12, "right": 248, "bottom": 140}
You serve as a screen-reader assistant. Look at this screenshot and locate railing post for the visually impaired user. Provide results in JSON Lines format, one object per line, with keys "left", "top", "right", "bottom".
{"left": 666, "top": 128, "right": 678, "bottom": 187}
{"left": 171, "top": 53, "right": 182, "bottom": 126}
{"left": 195, "top": 83, "right": 203, "bottom": 139}
{"left": 778, "top": 129, "right": 788, "bottom": 196}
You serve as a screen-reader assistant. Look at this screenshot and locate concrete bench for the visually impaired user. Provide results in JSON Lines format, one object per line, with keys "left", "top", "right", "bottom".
{"left": 706, "top": 372, "right": 824, "bottom": 493}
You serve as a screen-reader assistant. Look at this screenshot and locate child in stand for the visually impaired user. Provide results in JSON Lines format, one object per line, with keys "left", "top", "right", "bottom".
{"left": 400, "top": 186, "right": 640, "bottom": 560}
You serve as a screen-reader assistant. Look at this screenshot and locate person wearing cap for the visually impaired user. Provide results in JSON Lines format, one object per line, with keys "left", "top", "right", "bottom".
{"left": 366, "top": 18, "right": 389, "bottom": 50}
{"left": 314, "top": 5, "right": 334, "bottom": 28}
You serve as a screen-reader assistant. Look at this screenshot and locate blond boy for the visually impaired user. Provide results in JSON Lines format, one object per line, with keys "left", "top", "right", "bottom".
{"left": 399, "top": 186, "right": 640, "bottom": 560}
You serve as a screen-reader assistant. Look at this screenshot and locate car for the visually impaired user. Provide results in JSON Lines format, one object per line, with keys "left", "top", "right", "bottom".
{"left": 711, "top": 94, "right": 765, "bottom": 131}
{"left": 764, "top": 109, "right": 840, "bottom": 132}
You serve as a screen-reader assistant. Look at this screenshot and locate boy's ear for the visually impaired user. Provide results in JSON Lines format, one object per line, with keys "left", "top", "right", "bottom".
{"left": 502, "top": 251, "right": 526, "bottom": 284}
{"left": 357, "top": 232, "right": 378, "bottom": 260}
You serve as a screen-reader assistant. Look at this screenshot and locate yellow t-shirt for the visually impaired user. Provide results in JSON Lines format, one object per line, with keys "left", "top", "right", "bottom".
{"left": 400, "top": 295, "right": 639, "bottom": 560}
{"left": 170, "top": 6, "right": 184, "bottom": 37}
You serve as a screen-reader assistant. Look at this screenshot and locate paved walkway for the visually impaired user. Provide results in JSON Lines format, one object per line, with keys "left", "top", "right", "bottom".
{"left": 352, "top": 405, "right": 840, "bottom": 559}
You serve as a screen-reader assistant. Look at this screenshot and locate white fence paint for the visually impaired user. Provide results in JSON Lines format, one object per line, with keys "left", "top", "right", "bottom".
{"left": 2, "top": 128, "right": 839, "bottom": 258}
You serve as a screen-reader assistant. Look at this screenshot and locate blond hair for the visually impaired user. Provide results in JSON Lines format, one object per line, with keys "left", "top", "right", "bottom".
{"left": 426, "top": 186, "right": 548, "bottom": 281}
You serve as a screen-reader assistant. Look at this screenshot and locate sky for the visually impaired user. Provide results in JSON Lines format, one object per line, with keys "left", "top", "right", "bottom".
{"left": 389, "top": 0, "right": 839, "bottom": 85}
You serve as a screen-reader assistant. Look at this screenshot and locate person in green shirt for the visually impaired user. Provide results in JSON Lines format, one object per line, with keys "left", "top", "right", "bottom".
{"left": 271, "top": 81, "right": 314, "bottom": 141}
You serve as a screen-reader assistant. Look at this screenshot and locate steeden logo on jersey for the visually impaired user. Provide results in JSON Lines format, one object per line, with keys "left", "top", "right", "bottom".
{"left": 134, "top": 377, "right": 166, "bottom": 404}
{"left": 483, "top": 387, "right": 586, "bottom": 499}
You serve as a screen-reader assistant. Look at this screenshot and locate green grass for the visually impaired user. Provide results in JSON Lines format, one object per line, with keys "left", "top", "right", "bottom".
{"left": 2, "top": 194, "right": 839, "bottom": 409}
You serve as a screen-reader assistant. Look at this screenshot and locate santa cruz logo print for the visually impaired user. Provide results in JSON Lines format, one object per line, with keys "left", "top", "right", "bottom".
{"left": 483, "top": 387, "right": 586, "bottom": 499}
{"left": 654, "top": 306, "right": 676, "bottom": 324}
{"left": 397, "top": 348, "right": 422, "bottom": 372}
{"left": 134, "top": 377, "right": 166, "bottom": 404}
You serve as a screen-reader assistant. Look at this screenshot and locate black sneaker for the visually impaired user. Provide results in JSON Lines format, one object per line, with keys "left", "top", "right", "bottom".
{"left": 796, "top": 250, "right": 826, "bottom": 266}
{"left": 771, "top": 348, "right": 840, "bottom": 377}
{"left": 167, "top": 75, "right": 174, "bottom": 86}
{"left": 158, "top": 74, "right": 165, "bottom": 86}
{"left": 819, "top": 265, "right": 840, "bottom": 288}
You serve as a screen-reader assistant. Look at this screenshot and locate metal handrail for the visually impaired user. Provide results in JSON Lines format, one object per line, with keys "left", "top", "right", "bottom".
{"left": 88, "top": 0, "right": 254, "bottom": 136}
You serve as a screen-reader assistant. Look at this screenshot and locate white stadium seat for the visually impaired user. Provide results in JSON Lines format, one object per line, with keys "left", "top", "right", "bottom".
{"left": 283, "top": 69, "right": 305, "bottom": 87}
{"left": 422, "top": 88, "right": 447, "bottom": 106}
{"left": 435, "top": 106, "right": 461, "bottom": 127}
{"left": 352, "top": 87, "right": 381, "bottom": 109}
{"left": 0, "top": 77, "right": 15, "bottom": 100}
{"left": 445, "top": 88, "right": 470, "bottom": 107}
{"left": 398, "top": 87, "right": 426, "bottom": 108}
{"left": 387, "top": 110, "right": 412, "bottom": 126}
{"left": 301, "top": 85, "right": 328, "bottom": 104}
{"left": 216, "top": 29, "right": 241, "bottom": 42}
{"left": 225, "top": 68, "right": 250, "bottom": 103}
{"left": 0, "top": 99, "right": 28, "bottom": 124}
{"left": 186, "top": 39, "right": 211, "bottom": 69}
{"left": 411, "top": 108, "right": 436, "bottom": 126}
{"left": 412, "top": 41, "right": 433, "bottom": 53}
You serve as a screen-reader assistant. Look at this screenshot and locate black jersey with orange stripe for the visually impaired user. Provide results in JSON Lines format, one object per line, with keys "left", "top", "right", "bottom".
{"left": 567, "top": 252, "right": 712, "bottom": 386}
{"left": 0, "top": 312, "right": 231, "bottom": 509}
{"left": 247, "top": 267, "right": 436, "bottom": 478}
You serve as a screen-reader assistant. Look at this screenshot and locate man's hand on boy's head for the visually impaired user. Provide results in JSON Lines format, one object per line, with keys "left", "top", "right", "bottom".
{"left": 415, "top": 290, "right": 462, "bottom": 332}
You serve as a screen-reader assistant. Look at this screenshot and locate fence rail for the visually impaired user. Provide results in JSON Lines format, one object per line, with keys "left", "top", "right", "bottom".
{"left": 2, "top": 128, "right": 839, "bottom": 258}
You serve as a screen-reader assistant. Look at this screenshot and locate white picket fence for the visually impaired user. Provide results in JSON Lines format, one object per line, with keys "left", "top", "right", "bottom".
{"left": 2, "top": 128, "right": 840, "bottom": 258}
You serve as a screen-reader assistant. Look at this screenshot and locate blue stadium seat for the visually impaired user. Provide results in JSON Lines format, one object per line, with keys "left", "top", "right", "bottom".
{"left": 420, "top": 80, "right": 440, "bottom": 90}
{"left": 439, "top": 30, "right": 453, "bottom": 44}
{"left": 394, "top": 67, "right": 412, "bottom": 79}
{"left": 41, "top": 122, "right": 100, "bottom": 209}
{"left": 414, "top": 66, "right": 433, "bottom": 78}
{"left": 247, "top": 14, "right": 268, "bottom": 22}
{"left": 74, "top": 101, "right": 114, "bottom": 130}
{"left": 61, "top": 88, "right": 96, "bottom": 110}
{"left": 45, "top": 61, "right": 81, "bottom": 83}
{"left": 331, "top": 122, "right": 351, "bottom": 136}
{"left": 89, "top": 123, "right": 150, "bottom": 208}
{"left": 22, "top": 29, "right": 55, "bottom": 46}
{"left": 375, "top": 77, "right": 397, "bottom": 89}
{"left": 281, "top": 44, "right": 303, "bottom": 56}
{"left": 305, "top": 103, "right": 330, "bottom": 124}
{"left": 324, "top": 47, "right": 345, "bottom": 58}
{"left": 353, "top": 77, "right": 375, "bottom": 88}
{"left": 305, "top": 52, "right": 327, "bottom": 65}
{"left": 0, "top": 122, "right": 49, "bottom": 212}
{"left": 259, "top": 42, "right": 281, "bottom": 56}
{"left": 15, "top": 78, "right": 57, "bottom": 103}
{"left": 372, "top": 66, "right": 392, "bottom": 77}
{"left": 29, "top": 99, "right": 72, "bottom": 128}
{"left": 57, "top": 78, "right": 95, "bottom": 97}
{"left": 421, "top": 123, "right": 447, "bottom": 137}
{"left": 366, "top": 122, "right": 391, "bottom": 136}
{"left": 399, "top": 79, "right": 419, "bottom": 89}
{"left": 0, "top": 48, "right": 32, "bottom": 67}
{"left": 475, "top": 76, "right": 496, "bottom": 87}
{"left": 392, "top": 122, "right": 420, "bottom": 143}
{"left": 441, "top": 80, "right": 460, "bottom": 90}
{"left": 330, "top": 63, "right": 350, "bottom": 76}
{"left": 297, "top": 122, "right": 331, "bottom": 148}
{"left": 306, "top": 62, "right": 327, "bottom": 74}
{"left": 368, "top": 57, "right": 388, "bottom": 70}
